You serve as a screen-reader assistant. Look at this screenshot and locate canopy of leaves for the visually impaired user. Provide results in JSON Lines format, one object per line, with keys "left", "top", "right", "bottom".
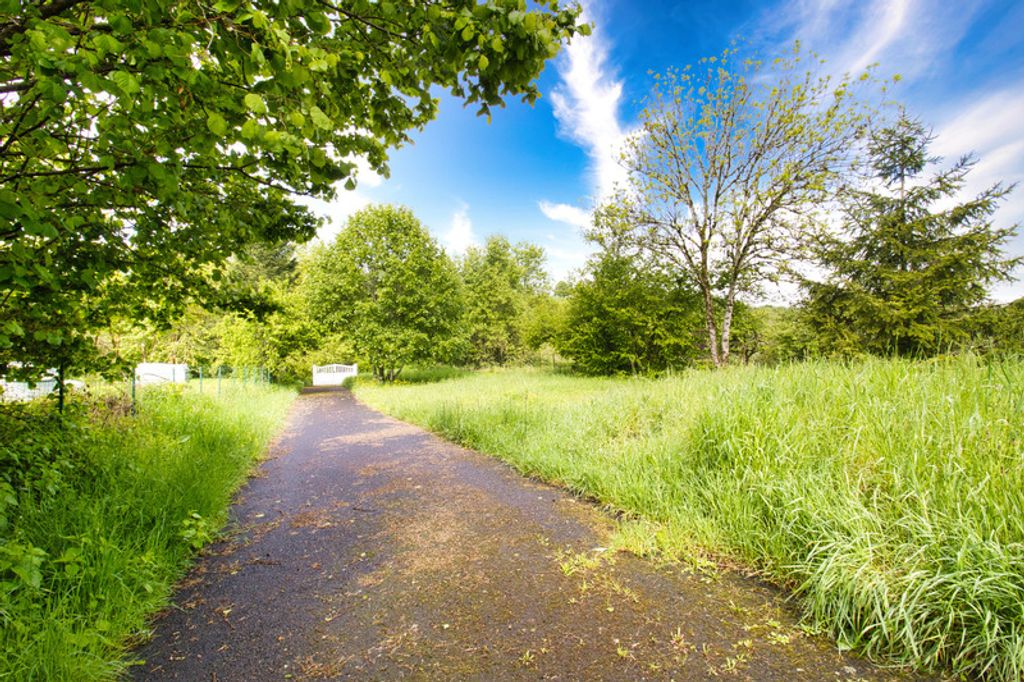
{"left": 302, "top": 204, "right": 462, "bottom": 381}
{"left": 968, "top": 297, "right": 1024, "bottom": 355}
{"left": 559, "top": 252, "right": 703, "bottom": 375}
{"left": 599, "top": 45, "right": 872, "bottom": 366}
{"left": 804, "top": 113, "right": 1020, "bottom": 356}
{"left": 459, "top": 235, "right": 547, "bottom": 365}
{"left": 0, "top": 0, "right": 586, "bottom": 380}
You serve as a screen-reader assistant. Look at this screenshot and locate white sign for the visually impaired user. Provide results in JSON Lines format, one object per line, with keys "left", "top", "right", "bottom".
{"left": 136, "top": 363, "right": 190, "bottom": 385}
{"left": 312, "top": 363, "right": 358, "bottom": 386}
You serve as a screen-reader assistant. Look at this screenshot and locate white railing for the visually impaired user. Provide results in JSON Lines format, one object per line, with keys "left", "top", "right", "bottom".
{"left": 312, "top": 363, "right": 358, "bottom": 386}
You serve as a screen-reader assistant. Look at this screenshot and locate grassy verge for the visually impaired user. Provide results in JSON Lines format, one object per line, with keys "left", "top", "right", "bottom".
{"left": 0, "top": 382, "right": 295, "bottom": 679}
{"left": 356, "top": 358, "right": 1024, "bottom": 679}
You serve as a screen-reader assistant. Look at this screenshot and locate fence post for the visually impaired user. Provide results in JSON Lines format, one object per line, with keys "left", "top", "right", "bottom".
{"left": 217, "top": 366, "right": 222, "bottom": 397}
{"left": 131, "top": 372, "right": 136, "bottom": 416}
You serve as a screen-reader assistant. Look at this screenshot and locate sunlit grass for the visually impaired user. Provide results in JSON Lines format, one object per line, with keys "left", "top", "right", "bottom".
{"left": 0, "top": 382, "right": 295, "bottom": 679}
{"left": 356, "top": 358, "right": 1024, "bottom": 679}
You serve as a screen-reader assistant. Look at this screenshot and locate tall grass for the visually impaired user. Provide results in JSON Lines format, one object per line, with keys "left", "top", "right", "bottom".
{"left": 0, "top": 382, "right": 294, "bottom": 679}
{"left": 356, "top": 358, "right": 1024, "bottom": 679}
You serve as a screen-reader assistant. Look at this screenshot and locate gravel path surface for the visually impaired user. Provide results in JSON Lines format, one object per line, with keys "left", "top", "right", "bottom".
{"left": 132, "top": 388, "right": 918, "bottom": 681}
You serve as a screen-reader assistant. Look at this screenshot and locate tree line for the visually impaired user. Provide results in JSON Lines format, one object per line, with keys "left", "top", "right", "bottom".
{"left": 1, "top": 0, "right": 1018, "bottom": 386}
{"left": 0, "top": 0, "right": 588, "bottom": 387}
{"left": 158, "top": 46, "right": 1017, "bottom": 381}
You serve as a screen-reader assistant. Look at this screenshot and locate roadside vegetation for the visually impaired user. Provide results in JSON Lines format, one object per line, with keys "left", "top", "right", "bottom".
{"left": 0, "top": 383, "right": 294, "bottom": 679}
{"left": 356, "top": 357, "right": 1024, "bottom": 679}
{"left": 3, "top": 2, "right": 1022, "bottom": 679}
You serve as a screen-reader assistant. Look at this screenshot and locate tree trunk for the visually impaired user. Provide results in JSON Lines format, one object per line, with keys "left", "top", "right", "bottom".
{"left": 720, "top": 288, "right": 737, "bottom": 367}
{"left": 701, "top": 286, "right": 721, "bottom": 367}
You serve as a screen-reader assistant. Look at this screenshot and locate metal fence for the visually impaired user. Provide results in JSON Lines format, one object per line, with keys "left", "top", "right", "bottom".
{"left": 1, "top": 365, "right": 271, "bottom": 413}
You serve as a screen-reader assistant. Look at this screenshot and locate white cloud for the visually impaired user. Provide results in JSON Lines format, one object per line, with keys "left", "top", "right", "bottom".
{"left": 934, "top": 87, "right": 1024, "bottom": 302}
{"left": 932, "top": 88, "right": 1024, "bottom": 167}
{"left": 297, "top": 153, "right": 385, "bottom": 244}
{"left": 538, "top": 201, "right": 592, "bottom": 231}
{"left": 441, "top": 202, "right": 478, "bottom": 256}
{"left": 538, "top": 2, "right": 630, "bottom": 279}
{"left": 757, "top": 0, "right": 1024, "bottom": 301}
{"left": 349, "top": 154, "right": 384, "bottom": 189}
{"left": 844, "top": 0, "right": 912, "bottom": 74}
{"left": 548, "top": 5, "right": 632, "bottom": 202}
{"left": 757, "top": 0, "right": 980, "bottom": 79}
{"left": 544, "top": 241, "right": 596, "bottom": 283}
{"left": 536, "top": 201, "right": 595, "bottom": 280}
{"left": 302, "top": 189, "right": 372, "bottom": 244}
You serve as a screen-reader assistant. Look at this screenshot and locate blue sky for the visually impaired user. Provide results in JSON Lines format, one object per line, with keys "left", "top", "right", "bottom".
{"left": 308, "top": 0, "right": 1024, "bottom": 301}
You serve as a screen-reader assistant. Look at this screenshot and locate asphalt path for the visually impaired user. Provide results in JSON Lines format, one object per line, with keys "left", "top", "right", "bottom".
{"left": 132, "top": 388, "right": 917, "bottom": 681}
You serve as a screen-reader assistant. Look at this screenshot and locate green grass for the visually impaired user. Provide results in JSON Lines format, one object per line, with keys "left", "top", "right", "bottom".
{"left": 0, "top": 381, "right": 295, "bottom": 680}
{"left": 355, "top": 357, "right": 1024, "bottom": 679}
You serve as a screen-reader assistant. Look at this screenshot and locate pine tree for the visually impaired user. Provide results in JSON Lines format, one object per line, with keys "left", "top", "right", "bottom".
{"left": 805, "top": 113, "right": 1020, "bottom": 356}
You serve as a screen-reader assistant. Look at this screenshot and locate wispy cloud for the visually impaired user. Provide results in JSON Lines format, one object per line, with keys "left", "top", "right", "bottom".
{"left": 844, "top": 0, "right": 912, "bottom": 74}
{"left": 934, "top": 86, "right": 1024, "bottom": 301}
{"left": 538, "top": 3, "right": 632, "bottom": 276}
{"left": 441, "top": 202, "right": 478, "bottom": 256}
{"left": 755, "top": 0, "right": 981, "bottom": 79}
{"left": 757, "top": 0, "right": 1023, "bottom": 300}
{"left": 308, "top": 193, "right": 370, "bottom": 244}
{"left": 548, "top": 5, "right": 631, "bottom": 202}
{"left": 538, "top": 200, "right": 592, "bottom": 231}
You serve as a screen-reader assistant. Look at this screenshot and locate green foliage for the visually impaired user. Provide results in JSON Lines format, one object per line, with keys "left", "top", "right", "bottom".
{"left": 393, "top": 365, "right": 472, "bottom": 384}
{"left": 98, "top": 241, "right": 326, "bottom": 383}
{"left": 518, "top": 291, "right": 568, "bottom": 359}
{"left": 0, "top": 383, "right": 294, "bottom": 679}
{"left": 598, "top": 44, "right": 874, "bottom": 366}
{"left": 805, "top": 113, "right": 1020, "bottom": 356}
{"left": 459, "top": 235, "right": 548, "bottom": 365}
{"left": 0, "top": 0, "right": 586, "bottom": 379}
{"left": 731, "top": 306, "right": 816, "bottom": 365}
{"left": 302, "top": 205, "right": 463, "bottom": 382}
{"left": 357, "top": 358, "right": 1024, "bottom": 680}
{"left": 967, "top": 297, "right": 1024, "bottom": 355}
{"left": 558, "top": 252, "right": 703, "bottom": 374}
{"left": 213, "top": 303, "right": 321, "bottom": 384}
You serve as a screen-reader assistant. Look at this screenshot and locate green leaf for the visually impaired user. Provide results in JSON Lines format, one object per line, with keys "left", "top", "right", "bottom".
{"left": 309, "top": 106, "right": 332, "bottom": 130}
{"left": 109, "top": 70, "right": 140, "bottom": 95}
{"left": 0, "top": 195, "right": 21, "bottom": 219}
{"left": 206, "top": 112, "right": 228, "bottom": 136}
{"left": 243, "top": 93, "right": 268, "bottom": 114}
{"left": 241, "top": 118, "right": 260, "bottom": 139}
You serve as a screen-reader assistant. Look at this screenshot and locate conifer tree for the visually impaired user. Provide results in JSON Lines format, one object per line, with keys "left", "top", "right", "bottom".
{"left": 805, "top": 113, "right": 1020, "bottom": 356}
